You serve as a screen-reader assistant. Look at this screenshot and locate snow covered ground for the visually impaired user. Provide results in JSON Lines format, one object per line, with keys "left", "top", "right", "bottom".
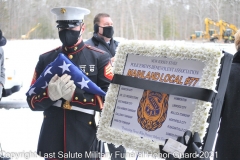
{"left": 0, "top": 40, "right": 235, "bottom": 160}
{"left": 0, "top": 40, "right": 62, "bottom": 160}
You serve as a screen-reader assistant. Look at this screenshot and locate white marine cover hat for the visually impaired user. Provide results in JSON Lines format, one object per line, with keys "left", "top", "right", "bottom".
{"left": 51, "top": 6, "right": 90, "bottom": 21}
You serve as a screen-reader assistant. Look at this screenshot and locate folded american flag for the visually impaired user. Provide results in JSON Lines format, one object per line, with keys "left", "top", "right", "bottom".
{"left": 26, "top": 53, "right": 106, "bottom": 96}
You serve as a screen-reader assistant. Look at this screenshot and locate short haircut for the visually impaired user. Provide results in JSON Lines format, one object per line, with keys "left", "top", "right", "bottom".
{"left": 93, "top": 13, "right": 110, "bottom": 25}
{"left": 235, "top": 30, "right": 240, "bottom": 51}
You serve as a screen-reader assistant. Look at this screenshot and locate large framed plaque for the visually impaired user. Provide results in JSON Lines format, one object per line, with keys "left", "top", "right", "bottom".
{"left": 97, "top": 41, "right": 231, "bottom": 157}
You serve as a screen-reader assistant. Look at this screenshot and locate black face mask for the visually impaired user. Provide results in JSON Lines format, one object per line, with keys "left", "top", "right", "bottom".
{"left": 94, "top": 24, "right": 114, "bottom": 38}
{"left": 101, "top": 26, "right": 114, "bottom": 38}
{"left": 59, "top": 29, "right": 80, "bottom": 47}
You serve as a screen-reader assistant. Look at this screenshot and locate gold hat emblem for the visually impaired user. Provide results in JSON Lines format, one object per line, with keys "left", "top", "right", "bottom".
{"left": 60, "top": 8, "right": 66, "bottom": 14}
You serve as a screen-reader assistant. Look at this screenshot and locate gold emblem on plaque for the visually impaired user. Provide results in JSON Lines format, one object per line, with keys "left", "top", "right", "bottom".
{"left": 137, "top": 90, "right": 169, "bottom": 131}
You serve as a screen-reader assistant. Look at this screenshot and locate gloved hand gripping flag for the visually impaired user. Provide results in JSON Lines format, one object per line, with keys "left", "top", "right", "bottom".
{"left": 26, "top": 53, "right": 106, "bottom": 97}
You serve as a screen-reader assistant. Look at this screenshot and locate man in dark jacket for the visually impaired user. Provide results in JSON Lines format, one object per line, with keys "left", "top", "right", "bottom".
{"left": 0, "top": 30, "right": 6, "bottom": 98}
{"left": 85, "top": 13, "right": 118, "bottom": 66}
{"left": 85, "top": 13, "right": 126, "bottom": 160}
{"left": 214, "top": 30, "right": 240, "bottom": 160}
{"left": 26, "top": 7, "right": 112, "bottom": 160}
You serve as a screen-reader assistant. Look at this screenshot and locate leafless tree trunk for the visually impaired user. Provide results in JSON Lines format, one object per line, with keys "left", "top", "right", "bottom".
{"left": 209, "top": 0, "right": 224, "bottom": 20}
{"left": 0, "top": 0, "right": 238, "bottom": 40}
{"left": 126, "top": 0, "right": 136, "bottom": 39}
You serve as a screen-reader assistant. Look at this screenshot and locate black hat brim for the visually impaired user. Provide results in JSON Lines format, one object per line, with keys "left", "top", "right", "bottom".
{"left": 56, "top": 20, "right": 82, "bottom": 28}
{"left": 0, "top": 36, "right": 6, "bottom": 46}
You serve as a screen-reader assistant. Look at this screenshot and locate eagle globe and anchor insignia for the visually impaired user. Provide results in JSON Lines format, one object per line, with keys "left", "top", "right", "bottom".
{"left": 137, "top": 90, "right": 169, "bottom": 131}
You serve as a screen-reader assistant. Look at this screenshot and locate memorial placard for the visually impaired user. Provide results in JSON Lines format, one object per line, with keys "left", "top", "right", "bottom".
{"left": 97, "top": 41, "right": 223, "bottom": 156}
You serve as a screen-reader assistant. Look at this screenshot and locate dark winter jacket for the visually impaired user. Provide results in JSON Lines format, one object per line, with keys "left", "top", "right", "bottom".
{"left": 0, "top": 47, "right": 5, "bottom": 86}
{"left": 214, "top": 50, "right": 240, "bottom": 160}
{"left": 85, "top": 33, "right": 118, "bottom": 58}
{"left": 86, "top": 34, "right": 127, "bottom": 160}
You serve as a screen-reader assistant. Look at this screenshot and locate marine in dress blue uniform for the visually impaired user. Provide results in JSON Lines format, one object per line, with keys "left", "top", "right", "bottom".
{"left": 26, "top": 6, "right": 113, "bottom": 160}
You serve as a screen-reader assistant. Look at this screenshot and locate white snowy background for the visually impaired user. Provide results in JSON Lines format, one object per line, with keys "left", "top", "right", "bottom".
{"left": 0, "top": 40, "right": 235, "bottom": 160}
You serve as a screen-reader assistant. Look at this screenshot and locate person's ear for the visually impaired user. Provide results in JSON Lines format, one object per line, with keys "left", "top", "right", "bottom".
{"left": 81, "top": 23, "right": 85, "bottom": 34}
{"left": 94, "top": 24, "right": 99, "bottom": 33}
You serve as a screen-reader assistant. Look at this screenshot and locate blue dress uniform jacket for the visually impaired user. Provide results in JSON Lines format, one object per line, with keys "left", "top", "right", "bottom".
{"left": 214, "top": 50, "right": 240, "bottom": 160}
{"left": 26, "top": 40, "right": 112, "bottom": 160}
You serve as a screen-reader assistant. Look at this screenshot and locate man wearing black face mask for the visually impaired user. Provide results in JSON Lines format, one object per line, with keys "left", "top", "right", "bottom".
{"left": 86, "top": 13, "right": 126, "bottom": 160}
{"left": 85, "top": 13, "right": 118, "bottom": 67}
{"left": 26, "top": 7, "right": 113, "bottom": 160}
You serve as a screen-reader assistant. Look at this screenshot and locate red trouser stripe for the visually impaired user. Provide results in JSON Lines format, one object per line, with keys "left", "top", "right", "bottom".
{"left": 64, "top": 109, "right": 66, "bottom": 160}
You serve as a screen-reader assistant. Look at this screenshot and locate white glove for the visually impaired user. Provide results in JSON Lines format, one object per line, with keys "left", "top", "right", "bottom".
{"left": 62, "top": 79, "right": 76, "bottom": 101}
{"left": 48, "top": 74, "right": 62, "bottom": 101}
{"left": 48, "top": 74, "right": 71, "bottom": 101}
{"left": 59, "top": 74, "right": 74, "bottom": 97}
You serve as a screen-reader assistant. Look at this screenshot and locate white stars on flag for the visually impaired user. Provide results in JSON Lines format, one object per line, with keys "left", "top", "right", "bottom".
{"left": 44, "top": 67, "right": 52, "bottom": 76}
{"left": 78, "top": 77, "right": 90, "bottom": 89}
{"left": 26, "top": 54, "right": 106, "bottom": 97}
{"left": 58, "top": 61, "right": 71, "bottom": 73}
{"left": 28, "top": 87, "right": 36, "bottom": 96}
{"left": 41, "top": 82, "right": 48, "bottom": 89}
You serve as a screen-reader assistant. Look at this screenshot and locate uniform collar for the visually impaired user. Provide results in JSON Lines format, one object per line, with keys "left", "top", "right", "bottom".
{"left": 0, "top": 36, "right": 6, "bottom": 46}
{"left": 62, "top": 40, "right": 85, "bottom": 55}
{"left": 92, "top": 33, "right": 113, "bottom": 47}
{"left": 233, "top": 50, "right": 240, "bottom": 63}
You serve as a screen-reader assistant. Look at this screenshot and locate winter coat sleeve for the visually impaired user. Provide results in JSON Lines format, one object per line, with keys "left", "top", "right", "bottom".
{"left": 0, "top": 47, "right": 5, "bottom": 86}
{"left": 26, "top": 55, "right": 56, "bottom": 111}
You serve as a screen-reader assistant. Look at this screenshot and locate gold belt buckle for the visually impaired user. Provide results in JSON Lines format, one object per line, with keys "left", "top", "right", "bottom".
{"left": 63, "top": 101, "right": 72, "bottom": 110}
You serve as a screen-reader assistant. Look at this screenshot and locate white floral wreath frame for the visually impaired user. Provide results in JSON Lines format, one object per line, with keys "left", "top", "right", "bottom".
{"left": 97, "top": 40, "right": 222, "bottom": 155}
